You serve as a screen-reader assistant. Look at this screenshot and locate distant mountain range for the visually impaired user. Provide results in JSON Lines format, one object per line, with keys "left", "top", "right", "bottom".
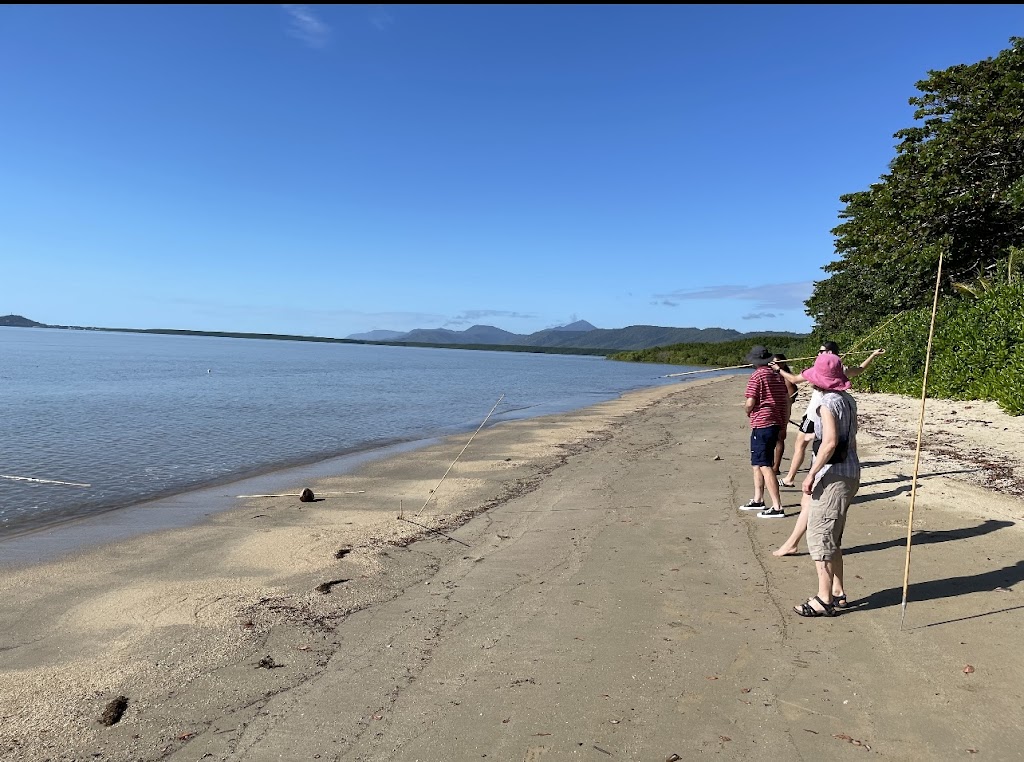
{"left": 346, "top": 320, "right": 599, "bottom": 343}
{"left": 347, "top": 320, "right": 806, "bottom": 351}
{"left": 3, "top": 314, "right": 807, "bottom": 353}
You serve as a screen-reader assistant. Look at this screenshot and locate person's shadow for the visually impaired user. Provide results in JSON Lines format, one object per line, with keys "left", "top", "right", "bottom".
{"left": 859, "top": 460, "right": 898, "bottom": 469}
{"left": 854, "top": 485, "right": 913, "bottom": 502}
{"left": 859, "top": 468, "right": 982, "bottom": 488}
{"left": 858, "top": 468, "right": 983, "bottom": 490}
{"left": 848, "top": 560, "right": 1024, "bottom": 614}
{"left": 843, "top": 519, "right": 1015, "bottom": 556}
{"left": 853, "top": 468, "right": 986, "bottom": 504}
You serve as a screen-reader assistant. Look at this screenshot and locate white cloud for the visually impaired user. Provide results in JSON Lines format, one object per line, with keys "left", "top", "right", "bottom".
{"left": 369, "top": 8, "right": 395, "bottom": 30}
{"left": 654, "top": 281, "right": 814, "bottom": 313}
{"left": 282, "top": 5, "right": 331, "bottom": 48}
{"left": 444, "top": 309, "right": 537, "bottom": 327}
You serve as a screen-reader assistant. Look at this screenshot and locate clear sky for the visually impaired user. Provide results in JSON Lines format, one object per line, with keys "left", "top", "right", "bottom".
{"left": 2, "top": 5, "right": 1022, "bottom": 338}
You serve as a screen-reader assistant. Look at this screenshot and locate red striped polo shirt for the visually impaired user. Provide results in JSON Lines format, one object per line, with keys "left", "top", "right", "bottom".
{"left": 745, "top": 367, "right": 790, "bottom": 428}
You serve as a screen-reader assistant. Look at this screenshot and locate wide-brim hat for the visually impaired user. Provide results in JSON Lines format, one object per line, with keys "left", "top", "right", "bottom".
{"left": 802, "top": 353, "right": 851, "bottom": 391}
{"left": 745, "top": 345, "right": 772, "bottom": 367}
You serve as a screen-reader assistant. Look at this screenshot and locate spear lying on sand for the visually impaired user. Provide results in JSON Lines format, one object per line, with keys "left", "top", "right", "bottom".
{"left": 235, "top": 491, "right": 365, "bottom": 498}
{"left": 390, "top": 394, "right": 505, "bottom": 547}
{"left": 412, "top": 393, "right": 505, "bottom": 519}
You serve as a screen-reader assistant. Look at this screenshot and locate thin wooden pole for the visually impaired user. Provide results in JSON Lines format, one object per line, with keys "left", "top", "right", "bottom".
{"left": 413, "top": 394, "right": 504, "bottom": 518}
{"left": 661, "top": 363, "right": 754, "bottom": 378}
{"left": 900, "top": 251, "right": 944, "bottom": 630}
{"left": 848, "top": 310, "right": 905, "bottom": 354}
{"left": 235, "top": 491, "right": 364, "bottom": 498}
{"left": 660, "top": 349, "right": 880, "bottom": 379}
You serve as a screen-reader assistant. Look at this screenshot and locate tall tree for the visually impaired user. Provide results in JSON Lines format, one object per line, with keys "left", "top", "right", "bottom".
{"left": 807, "top": 37, "right": 1024, "bottom": 335}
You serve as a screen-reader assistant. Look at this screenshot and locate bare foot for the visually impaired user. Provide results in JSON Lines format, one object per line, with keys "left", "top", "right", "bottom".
{"left": 772, "top": 547, "right": 799, "bottom": 557}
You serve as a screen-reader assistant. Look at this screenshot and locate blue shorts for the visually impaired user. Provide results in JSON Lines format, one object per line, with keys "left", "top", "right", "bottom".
{"left": 750, "top": 425, "right": 780, "bottom": 467}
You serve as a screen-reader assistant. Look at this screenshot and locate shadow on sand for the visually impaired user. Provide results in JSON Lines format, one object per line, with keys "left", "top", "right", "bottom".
{"left": 859, "top": 460, "right": 898, "bottom": 469}
{"left": 859, "top": 468, "right": 983, "bottom": 489}
{"left": 851, "top": 468, "right": 985, "bottom": 504}
{"left": 844, "top": 559, "right": 1024, "bottom": 614}
{"left": 843, "top": 519, "right": 1015, "bottom": 556}
{"left": 854, "top": 485, "right": 912, "bottom": 502}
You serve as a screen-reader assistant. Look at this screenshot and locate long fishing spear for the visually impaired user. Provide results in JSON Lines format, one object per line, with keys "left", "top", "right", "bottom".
{"left": 659, "top": 349, "right": 882, "bottom": 379}
{"left": 900, "top": 251, "right": 944, "bottom": 630}
{"left": 659, "top": 309, "right": 904, "bottom": 383}
{"left": 409, "top": 393, "right": 505, "bottom": 519}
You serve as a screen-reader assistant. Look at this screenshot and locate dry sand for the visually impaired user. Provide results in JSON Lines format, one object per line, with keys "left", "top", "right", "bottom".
{"left": 1, "top": 375, "right": 1022, "bottom": 761}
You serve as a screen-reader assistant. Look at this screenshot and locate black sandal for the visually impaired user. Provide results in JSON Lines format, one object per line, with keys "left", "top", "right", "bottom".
{"left": 833, "top": 594, "right": 848, "bottom": 609}
{"left": 793, "top": 595, "right": 837, "bottom": 617}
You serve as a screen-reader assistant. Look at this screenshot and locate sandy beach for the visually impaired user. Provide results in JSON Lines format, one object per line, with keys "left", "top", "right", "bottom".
{"left": 2, "top": 374, "right": 1023, "bottom": 761}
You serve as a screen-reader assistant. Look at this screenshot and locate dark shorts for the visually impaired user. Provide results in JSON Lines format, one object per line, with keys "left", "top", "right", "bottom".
{"left": 750, "top": 425, "right": 780, "bottom": 467}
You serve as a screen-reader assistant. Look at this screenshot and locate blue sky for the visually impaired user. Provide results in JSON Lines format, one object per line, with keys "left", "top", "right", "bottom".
{"left": 2, "top": 5, "right": 1021, "bottom": 338}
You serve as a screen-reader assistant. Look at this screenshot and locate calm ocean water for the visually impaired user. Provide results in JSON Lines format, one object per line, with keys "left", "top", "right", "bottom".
{"left": 0, "top": 327, "right": 704, "bottom": 542}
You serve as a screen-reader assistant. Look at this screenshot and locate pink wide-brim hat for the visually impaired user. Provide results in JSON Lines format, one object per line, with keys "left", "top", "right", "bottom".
{"left": 802, "top": 353, "right": 851, "bottom": 391}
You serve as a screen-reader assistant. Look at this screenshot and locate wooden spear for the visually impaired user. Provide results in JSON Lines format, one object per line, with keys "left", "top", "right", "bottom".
{"left": 659, "top": 349, "right": 881, "bottom": 379}
{"left": 411, "top": 393, "right": 505, "bottom": 519}
{"left": 235, "top": 491, "right": 365, "bottom": 498}
{"left": 900, "top": 251, "right": 944, "bottom": 630}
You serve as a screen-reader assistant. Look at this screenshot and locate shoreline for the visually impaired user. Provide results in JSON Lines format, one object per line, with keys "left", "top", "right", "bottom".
{"left": 0, "top": 436, "right": 437, "bottom": 568}
{"left": 0, "top": 379, "right": 693, "bottom": 567}
{"left": 0, "top": 378, "right": 712, "bottom": 761}
{"left": 2, "top": 375, "right": 1022, "bottom": 761}
{"left": 1, "top": 325, "right": 689, "bottom": 553}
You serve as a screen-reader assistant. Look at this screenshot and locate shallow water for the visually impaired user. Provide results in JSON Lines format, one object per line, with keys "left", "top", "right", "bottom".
{"left": 0, "top": 327, "right": 703, "bottom": 541}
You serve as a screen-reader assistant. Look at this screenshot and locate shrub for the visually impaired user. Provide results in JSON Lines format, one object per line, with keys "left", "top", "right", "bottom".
{"left": 854, "top": 283, "right": 1023, "bottom": 414}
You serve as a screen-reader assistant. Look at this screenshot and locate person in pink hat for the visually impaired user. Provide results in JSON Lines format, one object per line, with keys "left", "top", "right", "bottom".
{"left": 790, "top": 352, "right": 860, "bottom": 617}
{"left": 769, "top": 342, "right": 884, "bottom": 558}
{"left": 774, "top": 343, "right": 884, "bottom": 491}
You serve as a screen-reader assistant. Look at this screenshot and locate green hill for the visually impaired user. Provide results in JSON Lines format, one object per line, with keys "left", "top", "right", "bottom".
{"left": 0, "top": 314, "right": 44, "bottom": 327}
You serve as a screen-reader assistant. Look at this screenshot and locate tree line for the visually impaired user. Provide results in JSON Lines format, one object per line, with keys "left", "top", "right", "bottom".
{"left": 618, "top": 37, "right": 1024, "bottom": 415}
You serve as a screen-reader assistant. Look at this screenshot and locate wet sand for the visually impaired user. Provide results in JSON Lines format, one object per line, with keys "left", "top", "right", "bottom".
{"left": 1, "top": 375, "right": 1022, "bottom": 761}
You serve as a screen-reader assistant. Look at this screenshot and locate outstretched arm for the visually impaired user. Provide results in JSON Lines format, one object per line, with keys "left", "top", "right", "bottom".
{"left": 846, "top": 348, "right": 885, "bottom": 379}
{"left": 769, "top": 362, "right": 804, "bottom": 386}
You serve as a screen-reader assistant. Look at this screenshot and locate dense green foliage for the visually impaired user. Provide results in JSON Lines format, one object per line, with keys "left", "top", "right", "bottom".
{"left": 806, "top": 37, "right": 1024, "bottom": 337}
{"left": 850, "top": 282, "right": 1024, "bottom": 415}
{"left": 611, "top": 336, "right": 817, "bottom": 369}
{"left": 802, "top": 37, "right": 1024, "bottom": 414}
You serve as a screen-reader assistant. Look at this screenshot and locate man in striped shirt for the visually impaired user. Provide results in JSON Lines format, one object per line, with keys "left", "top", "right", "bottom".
{"left": 740, "top": 345, "right": 791, "bottom": 518}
